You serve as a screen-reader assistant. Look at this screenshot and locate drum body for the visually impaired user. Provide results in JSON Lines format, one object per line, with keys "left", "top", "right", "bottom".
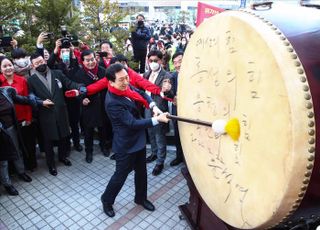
{"left": 178, "top": 3, "right": 320, "bottom": 229}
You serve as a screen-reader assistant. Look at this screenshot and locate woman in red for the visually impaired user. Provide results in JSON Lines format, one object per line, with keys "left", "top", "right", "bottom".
{"left": 0, "top": 57, "right": 37, "bottom": 172}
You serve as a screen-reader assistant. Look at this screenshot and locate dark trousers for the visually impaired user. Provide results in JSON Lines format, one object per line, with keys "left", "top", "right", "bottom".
{"left": 84, "top": 125, "right": 107, "bottom": 153}
{"left": 173, "top": 120, "right": 183, "bottom": 160}
{"left": 43, "top": 136, "right": 68, "bottom": 167}
{"left": 35, "top": 120, "right": 45, "bottom": 152}
{"left": 133, "top": 49, "right": 147, "bottom": 73}
{"left": 105, "top": 115, "right": 113, "bottom": 149}
{"left": 20, "top": 123, "right": 37, "bottom": 170}
{"left": 67, "top": 99, "right": 81, "bottom": 146}
{"left": 172, "top": 106, "right": 183, "bottom": 160}
{"left": 101, "top": 148, "right": 147, "bottom": 205}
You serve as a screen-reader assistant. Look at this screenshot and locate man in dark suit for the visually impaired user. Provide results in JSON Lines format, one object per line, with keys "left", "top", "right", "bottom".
{"left": 143, "top": 50, "right": 173, "bottom": 176}
{"left": 28, "top": 53, "right": 84, "bottom": 176}
{"left": 101, "top": 63, "right": 170, "bottom": 217}
{"left": 170, "top": 51, "right": 184, "bottom": 166}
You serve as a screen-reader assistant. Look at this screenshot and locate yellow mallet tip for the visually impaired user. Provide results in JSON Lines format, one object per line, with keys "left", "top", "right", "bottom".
{"left": 225, "top": 118, "right": 240, "bottom": 141}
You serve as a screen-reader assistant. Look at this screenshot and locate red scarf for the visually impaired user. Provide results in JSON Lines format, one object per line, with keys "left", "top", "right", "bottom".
{"left": 103, "top": 58, "right": 111, "bottom": 69}
{"left": 83, "top": 64, "right": 99, "bottom": 81}
{"left": 107, "top": 82, "right": 149, "bottom": 108}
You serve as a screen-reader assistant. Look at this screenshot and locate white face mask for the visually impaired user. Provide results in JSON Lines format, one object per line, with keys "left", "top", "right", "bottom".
{"left": 149, "top": 62, "right": 160, "bottom": 71}
{"left": 15, "top": 57, "right": 31, "bottom": 68}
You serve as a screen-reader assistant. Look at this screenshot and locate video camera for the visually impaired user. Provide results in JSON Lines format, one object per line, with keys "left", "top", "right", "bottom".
{"left": 0, "top": 36, "right": 12, "bottom": 48}
{"left": 60, "top": 26, "right": 79, "bottom": 48}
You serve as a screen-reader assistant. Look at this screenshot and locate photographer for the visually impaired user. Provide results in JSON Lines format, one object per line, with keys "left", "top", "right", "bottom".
{"left": 131, "top": 14, "right": 151, "bottom": 74}
{"left": 36, "top": 32, "right": 52, "bottom": 61}
{"left": 0, "top": 36, "right": 17, "bottom": 51}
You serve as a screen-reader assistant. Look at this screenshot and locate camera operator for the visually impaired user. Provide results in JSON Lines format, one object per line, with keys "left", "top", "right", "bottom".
{"left": 47, "top": 38, "right": 83, "bottom": 153}
{"left": 131, "top": 14, "right": 151, "bottom": 74}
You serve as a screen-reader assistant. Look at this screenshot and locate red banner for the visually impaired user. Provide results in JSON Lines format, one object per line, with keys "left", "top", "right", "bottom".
{"left": 196, "top": 2, "right": 224, "bottom": 27}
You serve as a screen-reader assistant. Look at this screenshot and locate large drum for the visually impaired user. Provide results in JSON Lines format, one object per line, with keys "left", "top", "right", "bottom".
{"left": 178, "top": 3, "right": 320, "bottom": 229}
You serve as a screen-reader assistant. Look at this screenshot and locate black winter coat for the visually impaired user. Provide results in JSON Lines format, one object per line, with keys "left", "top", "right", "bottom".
{"left": 0, "top": 87, "right": 43, "bottom": 161}
{"left": 73, "top": 66, "right": 108, "bottom": 127}
{"left": 28, "top": 70, "right": 82, "bottom": 140}
{"left": 131, "top": 25, "right": 151, "bottom": 51}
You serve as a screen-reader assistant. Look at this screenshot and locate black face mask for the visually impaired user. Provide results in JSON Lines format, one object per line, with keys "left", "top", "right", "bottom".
{"left": 36, "top": 63, "right": 48, "bottom": 73}
{"left": 137, "top": 21, "right": 144, "bottom": 27}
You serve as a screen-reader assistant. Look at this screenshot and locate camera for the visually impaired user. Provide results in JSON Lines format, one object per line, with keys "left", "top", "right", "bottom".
{"left": 0, "top": 36, "right": 12, "bottom": 47}
{"left": 60, "top": 37, "right": 71, "bottom": 48}
{"left": 60, "top": 25, "right": 79, "bottom": 48}
{"left": 46, "top": 32, "right": 54, "bottom": 40}
{"left": 97, "top": 51, "right": 108, "bottom": 57}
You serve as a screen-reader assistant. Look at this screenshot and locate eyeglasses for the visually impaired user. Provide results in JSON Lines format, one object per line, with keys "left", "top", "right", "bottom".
{"left": 149, "top": 59, "right": 159, "bottom": 63}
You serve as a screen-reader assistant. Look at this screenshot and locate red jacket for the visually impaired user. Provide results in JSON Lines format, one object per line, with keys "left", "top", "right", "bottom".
{"left": 0, "top": 74, "right": 32, "bottom": 122}
{"left": 86, "top": 67, "right": 161, "bottom": 96}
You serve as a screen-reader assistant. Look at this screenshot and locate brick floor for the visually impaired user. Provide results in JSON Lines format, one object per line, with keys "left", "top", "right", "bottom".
{"left": 0, "top": 144, "right": 190, "bottom": 230}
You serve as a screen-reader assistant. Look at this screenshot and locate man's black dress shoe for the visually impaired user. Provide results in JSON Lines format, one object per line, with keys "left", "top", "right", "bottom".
{"left": 102, "top": 203, "right": 115, "bottom": 217}
{"left": 170, "top": 158, "right": 183, "bottom": 167}
{"left": 135, "top": 200, "right": 155, "bottom": 211}
{"left": 110, "top": 154, "right": 115, "bottom": 160}
{"left": 101, "top": 148, "right": 110, "bottom": 157}
{"left": 100, "top": 146, "right": 110, "bottom": 157}
{"left": 152, "top": 164, "right": 164, "bottom": 176}
{"left": 49, "top": 166, "right": 57, "bottom": 176}
{"left": 146, "top": 155, "right": 157, "bottom": 163}
{"left": 18, "top": 173, "right": 32, "bottom": 182}
{"left": 86, "top": 153, "right": 93, "bottom": 163}
{"left": 59, "top": 158, "right": 72, "bottom": 166}
{"left": 74, "top": 144, "right": 83, "bottom": 152}
{"left": 4, "top": 185, "right": 19, "bottom": 196}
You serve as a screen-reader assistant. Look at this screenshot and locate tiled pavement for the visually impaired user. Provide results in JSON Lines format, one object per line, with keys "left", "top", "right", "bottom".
{"left": 0, "top": 145, "right": 191, "bottom": 230}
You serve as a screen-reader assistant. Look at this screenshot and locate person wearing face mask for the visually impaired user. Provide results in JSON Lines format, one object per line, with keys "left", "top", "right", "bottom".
{"left": 27, "top": 53, "right": 85, "bottom": 176}
{"left": 46, "top": 38, "right": 83, "bottom": 153}
{"left": 0, "top": 56, "right": 39, "bottom": 172}
{"left": 0, "top": 57, "right": 54, "bottom": 195}
{"left": 177, "top": 37, "right": 188, "bottom": 53}
{"left": 143, "top": 50, "right": 173, "bottom": 176}
{"left": 131, "top": 14, "right": 151, "bottom": 73}
{"left": 11, "top": 48, "right": 32, "bottom": 79}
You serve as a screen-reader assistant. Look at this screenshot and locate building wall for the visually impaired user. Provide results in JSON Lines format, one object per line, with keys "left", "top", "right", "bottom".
{"left": 114, "top": 0, "right": 245, "bottom": 23}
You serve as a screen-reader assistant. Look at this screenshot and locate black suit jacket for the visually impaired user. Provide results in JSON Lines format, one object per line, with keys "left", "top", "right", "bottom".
{"left": 143, "top": 68, "right": 172, "bottom": 112}
{"left": 105, "top": 87, "right": 154, "bottom": 154}
{"left": 74, "top": 66, "right": 108, "bottom": 127}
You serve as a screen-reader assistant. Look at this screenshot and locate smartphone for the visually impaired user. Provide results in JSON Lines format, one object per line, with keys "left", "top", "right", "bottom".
{"left": 0, "top": 37, "right": 13, "bottom": 47}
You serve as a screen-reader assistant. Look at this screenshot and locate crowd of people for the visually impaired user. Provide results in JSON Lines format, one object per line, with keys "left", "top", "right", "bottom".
{"left": 0, "top": 14, "right": 190, "bottom": 217}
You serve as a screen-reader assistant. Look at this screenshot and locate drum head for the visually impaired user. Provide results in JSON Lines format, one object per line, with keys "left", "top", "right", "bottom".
{"left": 178, "top": 10, "right": 315, "bottom": 229}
